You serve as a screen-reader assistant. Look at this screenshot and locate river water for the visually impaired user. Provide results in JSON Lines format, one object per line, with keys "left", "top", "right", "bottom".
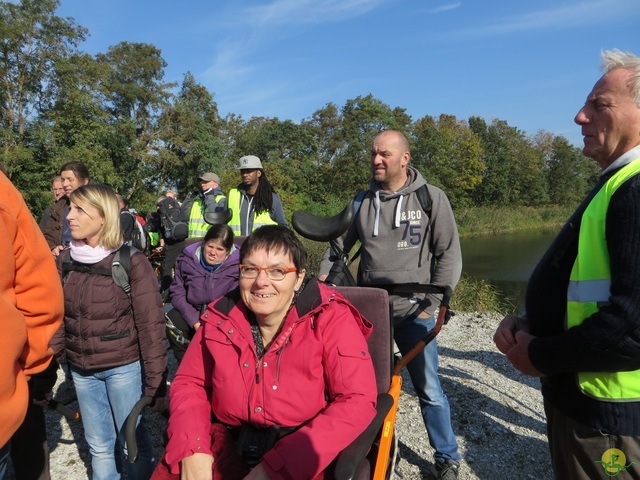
{"left": 460, "top": 228, "right": 560, "bottom": 313}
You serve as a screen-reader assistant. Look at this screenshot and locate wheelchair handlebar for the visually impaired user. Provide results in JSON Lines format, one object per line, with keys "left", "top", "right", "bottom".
{"left": 203, "top": 208, "right": 233, "bottom": 226}
{"left": 369, "top": 283, "right": 452, "bottom": 306}
{"left": 48, "top": 399, "right": 80, "bottom": 421}
{"left": 291, "top": 201, "right": 355, "bottom": 242}
{"left": 125, "top": 396, "right": 153, "bottom": 463}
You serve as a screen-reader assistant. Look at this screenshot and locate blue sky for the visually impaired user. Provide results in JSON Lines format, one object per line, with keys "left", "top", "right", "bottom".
{"left": 55, "top": 0, "right": 639, "bottom": 147}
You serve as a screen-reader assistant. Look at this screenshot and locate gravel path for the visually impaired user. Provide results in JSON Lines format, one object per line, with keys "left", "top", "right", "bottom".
{"left": 7, "top": 311, "right": 552, "bottom": 480}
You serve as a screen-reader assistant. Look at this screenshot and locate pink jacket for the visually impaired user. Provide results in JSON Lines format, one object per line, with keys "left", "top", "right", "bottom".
{"left": 165, "top": 279, "right": 377, "bottom": 480}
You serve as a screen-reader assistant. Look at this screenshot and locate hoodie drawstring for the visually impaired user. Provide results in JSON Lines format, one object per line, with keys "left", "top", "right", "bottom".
{"left": 373, "top": 191, "right": 381, "bottom": 237}
{"left": 373, "top": 191, "right": 404, "bottom": 235}
{"left": 394, "top": 195, "right": 404, "bottom": 228}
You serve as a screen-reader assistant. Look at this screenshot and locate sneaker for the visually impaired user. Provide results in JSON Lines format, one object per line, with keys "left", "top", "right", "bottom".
{"left": 434, "top": 459, "right": 459, "bottom": 479}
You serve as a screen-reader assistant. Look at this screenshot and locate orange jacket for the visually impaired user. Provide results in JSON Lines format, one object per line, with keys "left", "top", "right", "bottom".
{"left": 0, "top": 173, "right": 64, "bottom": 447}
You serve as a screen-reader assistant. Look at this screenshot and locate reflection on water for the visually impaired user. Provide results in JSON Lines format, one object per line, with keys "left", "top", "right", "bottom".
{"left": 460, "top": 229, "right": 559, "bottom": 313}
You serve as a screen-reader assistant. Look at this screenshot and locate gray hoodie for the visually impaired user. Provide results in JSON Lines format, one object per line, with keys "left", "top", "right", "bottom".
{"left": 319, "top": 167, "right": 462, "bottom": 322}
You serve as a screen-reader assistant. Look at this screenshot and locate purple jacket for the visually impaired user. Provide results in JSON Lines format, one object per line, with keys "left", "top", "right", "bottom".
{"left": 169, "top": 242, "right": 240, "bottom": 327}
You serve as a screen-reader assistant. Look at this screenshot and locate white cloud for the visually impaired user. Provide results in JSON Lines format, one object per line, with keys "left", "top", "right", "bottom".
{"left": 200, "top": 0, "right": 391, "bottom": 112}
{"left": 201, "top": 39, "right": 256, "bottom": 88}
{"left": 445, "top": 0, "right": 638, "bottom": 39}
{"left": 426, "top": 2, "right": 461, "bottom": 14}
{"left": 242, "top": 0, "right": 388, "bottom": 28}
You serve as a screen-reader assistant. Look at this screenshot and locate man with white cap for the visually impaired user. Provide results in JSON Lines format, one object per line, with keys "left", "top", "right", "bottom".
{"left": 181, "top": 172, "right": 227, "bottom": 238}
{"left": 227, "top": 155, "right": 287, "bottom": 236}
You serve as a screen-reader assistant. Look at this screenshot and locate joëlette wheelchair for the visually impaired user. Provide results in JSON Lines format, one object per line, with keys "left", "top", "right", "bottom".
{"left": 290, "top": 199, "right": 453, "bottom": 480}
{"left": 125, "top": 202, "right": 452, "bottom": 480}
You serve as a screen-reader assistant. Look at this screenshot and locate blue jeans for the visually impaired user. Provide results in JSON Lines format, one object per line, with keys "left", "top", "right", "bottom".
{"left": 0, "top": 441, "right": 9, "bottom": 480}
{"left": 394, "top": 315, "right": 461, "bottom": 463}
{"left": 71, "top": 361, "right": 155, "bottom": 480}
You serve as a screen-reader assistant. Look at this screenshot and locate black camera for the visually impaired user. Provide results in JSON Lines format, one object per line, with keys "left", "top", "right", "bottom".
{"left": 236, "top": 424, "right": 280, "bottom": 466}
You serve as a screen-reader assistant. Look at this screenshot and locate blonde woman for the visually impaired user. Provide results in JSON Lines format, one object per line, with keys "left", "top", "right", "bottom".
{"left": 52, "top": 184, "right": 167, "bottom": 480}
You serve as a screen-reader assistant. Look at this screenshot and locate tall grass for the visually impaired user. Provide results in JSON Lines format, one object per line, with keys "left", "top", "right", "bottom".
{"left": 455, "top": 205, "right": 573, "bottom": 236}
{"left": 451, "top": 274, "right": 511, "bottom": 314}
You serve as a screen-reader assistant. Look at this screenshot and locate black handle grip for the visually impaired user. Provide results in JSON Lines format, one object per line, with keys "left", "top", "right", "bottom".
{"left": 125, "top": 396, "right": 153, "bottom": 463}
{"left": 49, "top": 399, "right": 80, "bottom": 420}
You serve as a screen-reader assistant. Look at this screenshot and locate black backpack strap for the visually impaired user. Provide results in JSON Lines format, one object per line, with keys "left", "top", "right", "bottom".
{"left": 345, "top": 185, "right": 432, "bottom": 264}
{"left": 61, "top": 249, "right": 112, "bottom": 280}
{"left": 112, "top": 245, "right": 133, "bottom": 301}
{"left": 416, "top": 184, "right": 432, "bottom": 216}
{"left": 61, "top": 247, "right": 134, "bottom": 307}
{"left": 348, "top": 187, "right": 432, "bottom": 261}
{"left": 342, "top": 190, "right": 368, "bottom": 262}
{"left": 61, "top": 249, "right": 72, "bottom": 284}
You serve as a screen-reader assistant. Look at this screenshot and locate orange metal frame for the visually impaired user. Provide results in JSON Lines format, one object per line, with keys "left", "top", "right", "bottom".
{"left": 372, "top": 300, "right": 449, "bottom": 480}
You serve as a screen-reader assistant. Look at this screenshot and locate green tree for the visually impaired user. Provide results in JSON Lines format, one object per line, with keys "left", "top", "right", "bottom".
{"left": 330, "top": 94, "right": 412, "bottom": 202}
{"left": 96, "top": 42, "right": 175, "bottom": 203}
{"left": 44, "top": 53, "right": 112, "bottom": 177}
{"left": 469, "top": 117, "right": 548, "bottom": 206}
{"left": 535, "top": 133, "right": 599, "bottom": 205}
{"left": 300, "top": 103, "right": 348, "bottom": 214}
{"left": 0, "top": 0, "right": 86, "bottom": 203}
{"left": 157, "top": 72, "right": 223, "bottom": 197}
{"left": 412, "top": 114, "right": 485, "bottom": 208}
{"left": 221, "top": 115, "right": 320, "bottom": 217}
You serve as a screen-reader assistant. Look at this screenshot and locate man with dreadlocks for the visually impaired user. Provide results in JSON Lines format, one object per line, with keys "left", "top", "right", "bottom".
{"left": 227, "top": 155, "right": 288, "bottom": 236}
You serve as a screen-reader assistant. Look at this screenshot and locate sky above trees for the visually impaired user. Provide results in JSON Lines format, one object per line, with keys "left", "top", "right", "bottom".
{"left": 54, "top": 0, "right": 640, "bottom": 147}
{"left": 0, "top": 0, "right": 607, "bottom": 220}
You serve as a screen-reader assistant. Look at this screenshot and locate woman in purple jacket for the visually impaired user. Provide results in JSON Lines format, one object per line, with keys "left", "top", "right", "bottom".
{"left": 167, "top": 224, "right": 240, "bottom": 361}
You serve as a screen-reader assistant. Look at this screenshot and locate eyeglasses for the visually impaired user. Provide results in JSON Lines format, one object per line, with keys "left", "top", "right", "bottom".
{"left": 239, "top": 265, "right": 297, "bottom": 281}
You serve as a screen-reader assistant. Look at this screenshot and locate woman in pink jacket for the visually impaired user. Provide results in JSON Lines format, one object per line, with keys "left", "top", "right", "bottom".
{"left": 158, "top": 225, "right": 377, "bottom": 480}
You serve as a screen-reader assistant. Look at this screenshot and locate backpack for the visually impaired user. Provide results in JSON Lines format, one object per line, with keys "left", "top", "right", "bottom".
{"left": 157, "top": 197, "right": 188, "bottom": 242}
{"left": 124, "top": 210, "right": 148, "bottom": 254}
{"left": 61, "top": 245, "right": 135, "bottom": 304}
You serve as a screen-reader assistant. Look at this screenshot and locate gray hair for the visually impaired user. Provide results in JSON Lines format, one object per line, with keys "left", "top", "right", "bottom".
{"left": 601, "top": 49, "right": 640, "bottom": 105}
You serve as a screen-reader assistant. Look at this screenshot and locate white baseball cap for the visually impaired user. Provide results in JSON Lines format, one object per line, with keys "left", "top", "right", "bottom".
{"left": 237, "top": 155, "right": 263, "bottom": 170}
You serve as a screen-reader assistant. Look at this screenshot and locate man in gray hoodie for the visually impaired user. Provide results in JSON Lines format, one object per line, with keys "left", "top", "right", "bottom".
{"left": 319, "top": 130, "right": 463, "bottom": 479}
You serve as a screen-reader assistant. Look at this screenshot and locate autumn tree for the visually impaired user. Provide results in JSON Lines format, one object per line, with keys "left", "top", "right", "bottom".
{"left": 469, "top": 117, "right": 548, "bottom": 206}
{"left": 328, "top": 94, "right": 412, "bottom": 202}
{"left": 412, "top": 114, "right": 485, "bottom": 208}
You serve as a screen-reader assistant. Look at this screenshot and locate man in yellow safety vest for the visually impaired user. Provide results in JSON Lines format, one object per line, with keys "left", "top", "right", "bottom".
{"left": 181, "top": 172, "right": 227, "bottom": 239}
{"left": 227, "top": 156, "right": 287, "bottom": 236}
{"left": 494, "top": 49, "right": 640, "bottom": 479}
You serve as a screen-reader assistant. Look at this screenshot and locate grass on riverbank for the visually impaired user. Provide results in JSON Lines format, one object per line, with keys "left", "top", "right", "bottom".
{"left": 452, "top": 274, "right": 512, "bottom": 314}
{"left": 455, "top": 204, "right": 573, "bottom": 236}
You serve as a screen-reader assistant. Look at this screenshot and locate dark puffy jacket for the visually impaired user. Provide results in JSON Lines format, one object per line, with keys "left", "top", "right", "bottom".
{"left": 42, "top": 196, "right": 69, "bottom": 249}
{"left": 169, "top": 242, "right": 240, "bottom": 328}
{"left": 52, "top": 248, "right": 167, "bottom": 397}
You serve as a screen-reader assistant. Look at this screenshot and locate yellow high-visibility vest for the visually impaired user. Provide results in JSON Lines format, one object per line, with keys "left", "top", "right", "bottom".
{"left": 227, "top": 188, "right": 276, "bottom": 236}
{"left": 188, "top": 195, "right": 225, "bottom": 238}
{"left": 567, "top": 156, "right": 640, "bottom": 400}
